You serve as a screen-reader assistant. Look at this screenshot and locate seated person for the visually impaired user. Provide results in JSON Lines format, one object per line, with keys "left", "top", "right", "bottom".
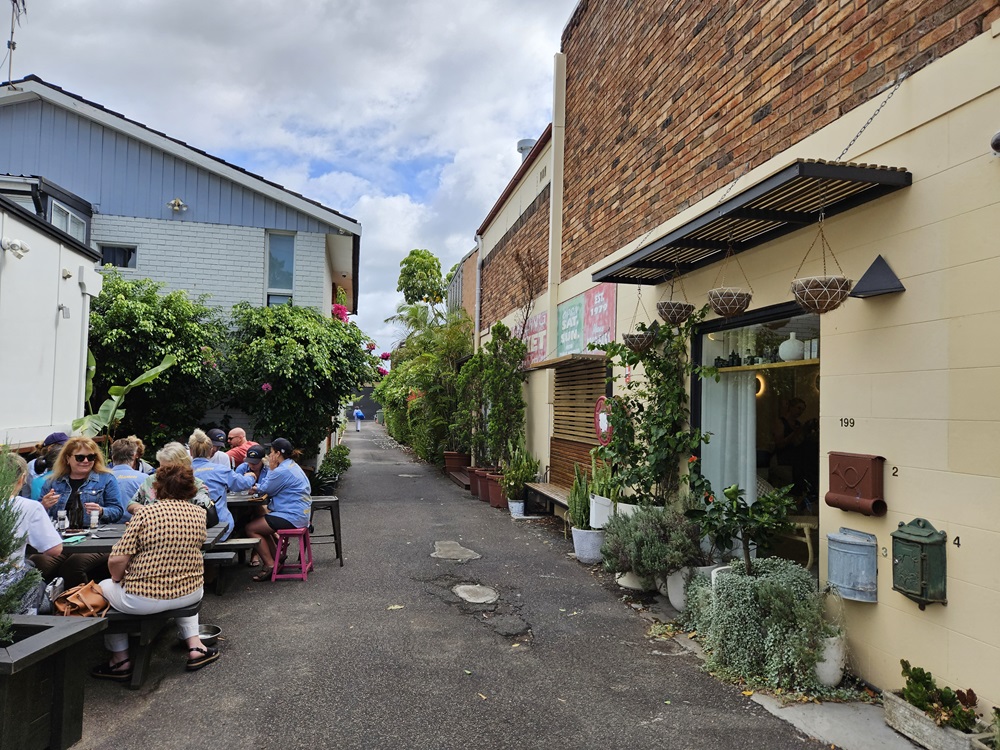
{"left": 188, "top": 429, "right": 254, "bottom": 540}
{"left": 127, "top": 441, "right": 213, "bottom": 516}
{"left": 235, "top": 444, "right": 269, "bottom": 484}
{"left": 109, "top": 437, "right": 147, "bottom": 522}
{"left": 93, "top": 464, "right": 219, "bottom": 680}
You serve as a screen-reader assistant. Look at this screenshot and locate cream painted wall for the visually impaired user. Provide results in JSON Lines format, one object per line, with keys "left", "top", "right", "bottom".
{"left": 554, "top": 26, "right": 1000, "bottom": 705}
{"left": 480, "top": 140, "right": 553, "bottom": 259}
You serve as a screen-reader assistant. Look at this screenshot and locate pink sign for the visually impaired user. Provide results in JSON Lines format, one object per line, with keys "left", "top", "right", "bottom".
{"left": 523, "top": 311, "right": 548, "bottom": 366}
{"left": 583, "top": 283, "right": 616, "bottom": 347}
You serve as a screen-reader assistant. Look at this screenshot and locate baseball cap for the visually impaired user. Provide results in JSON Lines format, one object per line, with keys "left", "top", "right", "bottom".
{"left": 245, "top": 445, "right": 266, "bottom": 464}
{"left": 43, "top": 432, "right": 70, "bottom": 447}
{"left": 270, "top": 437, "right": 294, "bottom": 457}
{"left": 207, "top": 428, "right": 227, "bottom": 447}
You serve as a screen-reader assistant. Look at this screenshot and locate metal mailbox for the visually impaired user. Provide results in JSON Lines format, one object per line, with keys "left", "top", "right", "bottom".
{"left": 827, "top": 528, "right": 878, "bottom": 603}
{"left": 891, "top": 518, "right": 947, "bottom": 610}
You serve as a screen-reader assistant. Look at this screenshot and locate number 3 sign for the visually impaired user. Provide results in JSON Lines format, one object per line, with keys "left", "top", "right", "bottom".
{"left": 594, "top": 396, "right": 613, "bottom": 445}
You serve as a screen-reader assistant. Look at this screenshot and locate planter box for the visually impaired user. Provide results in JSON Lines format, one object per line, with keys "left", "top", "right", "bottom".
{"left": 882, "top": 690, "right": 984, "bottom": 750}
{"left": 443, "top": 451, "right": 471, "bottom": 473}
{"left": 1, "top": 615, "right": 108, "bottom": 750}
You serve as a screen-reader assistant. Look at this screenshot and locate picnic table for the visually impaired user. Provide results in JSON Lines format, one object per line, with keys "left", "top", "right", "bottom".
{"left": 226, "top": 494, "right": 267, "bottom": 509}
{"left": 59, "top": 523, "right": 228, "bottom": 554}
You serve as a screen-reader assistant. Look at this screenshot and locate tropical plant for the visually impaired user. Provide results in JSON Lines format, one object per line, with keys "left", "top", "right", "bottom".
{"left": 686, "top": 482, "right": 795, "bottom": 571}
{"left": 482, "top": 322, "right": 527, "bottom": 467}
{"left": 600, "top": 505, "right": 698, "bottom": 580}
{"left": 397, "top": 248, "right": 445, "bottom": 305}
{"left": 223, "top": 302, "right": 377, "bottom": 457}
{"left": 88, "top": 269, "right": 226, "bottom": 446}
{"left": 452, "top": 350, "right": 486, "bottom": 462}
{"left": 900, "top": 660, "right": 980, "bottom": 732}
{"left": 499, "top": 440, "right": 540, "bottom": 502}
{"left": 588, "top": 451, "right": 619, "bottom": 502}
{"left": 591, "top": 306, "right": 715, "bottom": 506}
{"left": 567, "top": 464, "right": 590, "bottom": 530}
{"left": 73, "top": 354, "right": 176, "bottom": 439}
{"left": 0, "top": 449, "right": 41, "bottom": 642}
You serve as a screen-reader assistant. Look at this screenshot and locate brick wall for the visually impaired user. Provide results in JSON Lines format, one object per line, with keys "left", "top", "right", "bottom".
{"left": 92, "top": 215, "right": 326, "bottom": 312}
{"left": 460, "top": 251, "right": 478, "bottom": 322}
{"left": 480, "top": 185, "right": 550, "bottom": 330}
{"left": 559, "top": 0, "right": 998, "bottom": 280}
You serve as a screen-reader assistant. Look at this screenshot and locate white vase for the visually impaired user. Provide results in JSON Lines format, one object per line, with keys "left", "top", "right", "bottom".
{"left": 815, "top": 634, "right": 847, "bottom": 687}
{"left": 778, "top": 331, "right": 804, "bottom": 361}
{"left": 589, "top": 493, "right": 613, "bottom": 529}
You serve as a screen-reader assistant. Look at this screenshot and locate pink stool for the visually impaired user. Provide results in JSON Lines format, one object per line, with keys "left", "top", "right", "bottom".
{"left": 271, "top": 528, "right": 315, "bottom": 582}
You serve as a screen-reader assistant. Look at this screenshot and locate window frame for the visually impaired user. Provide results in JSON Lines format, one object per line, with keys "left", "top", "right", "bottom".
{"left": 50, "top": 199, "right": 88, "bottom": 243}
{"left": 98, "top": 243, "right": 138, "bottom": 269}
{"left": 265, "top": 231, "right": 296, "bottom": 307}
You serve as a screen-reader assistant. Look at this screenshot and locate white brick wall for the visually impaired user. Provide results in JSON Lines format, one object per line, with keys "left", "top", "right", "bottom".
{"left": 91, "top": 215, "right": 326, "bottom": 312}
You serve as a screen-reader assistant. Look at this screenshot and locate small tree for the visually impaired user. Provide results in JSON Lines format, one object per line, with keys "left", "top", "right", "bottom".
{"left": 483, "top": 322, "right": 527, "bottom": 467}
{"left": 223, "top": 302, "right": 377, "bottom": 457}
{"left": 397, "top": 248, "right": 445, "bottom": 305}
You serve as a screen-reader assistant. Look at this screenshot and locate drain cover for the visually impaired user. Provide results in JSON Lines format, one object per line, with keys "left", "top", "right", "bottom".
{"left": 452, "top": 584, "right": 498, "bottom": 604}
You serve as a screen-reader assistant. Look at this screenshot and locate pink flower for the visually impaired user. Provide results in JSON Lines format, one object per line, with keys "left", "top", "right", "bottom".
{"left": 366, "top": 342, "right": 376, "bottom": 351}
{"left": 379, "top": 351, "right": 391, "bottom": 360}
{"left": 376, "top": 366, "right": 388, "bottom": 376}
{"left": 331, "top": 304, "right": 349, "bottom": 322}
{"left": 261, "top": 382, "right": 273, "bottom": 392}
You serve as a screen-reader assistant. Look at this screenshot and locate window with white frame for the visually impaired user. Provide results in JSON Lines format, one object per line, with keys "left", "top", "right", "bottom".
{"left": 267, "top": 232, "right": 295, "bottom": 306}
{"left": 50, "top": 200, "right": 88, "bottom": 243}
{"left": 99, "top": 244, "right": 137, "bottom": 269}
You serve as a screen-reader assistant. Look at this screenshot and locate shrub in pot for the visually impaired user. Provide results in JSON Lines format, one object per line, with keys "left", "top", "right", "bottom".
{"left": 600, "top": 505, "right": 694, "bottom": 590}
{"left": 500, "top": 440, "right": 540, "bottom": 514}
{"left": 588, "top": 451, "right": 619, "bottom": 529}
{"left": 568, "top": 465, "right": 603, "bottom": 565}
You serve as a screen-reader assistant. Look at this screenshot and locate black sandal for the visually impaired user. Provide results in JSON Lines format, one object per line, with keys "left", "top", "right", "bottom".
{"left": 92, "top": 658, "right": 132, "bottom": 681}
{"left": 251, "top": 566, "right": 273, "bottom": 582}
{"left": 186, "top": 646, "right": 219, "bottom": 671}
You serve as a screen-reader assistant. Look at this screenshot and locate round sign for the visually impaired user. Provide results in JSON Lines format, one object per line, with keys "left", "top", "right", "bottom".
{"left": 594, "top": 395, "right": 613, "bottom": 445}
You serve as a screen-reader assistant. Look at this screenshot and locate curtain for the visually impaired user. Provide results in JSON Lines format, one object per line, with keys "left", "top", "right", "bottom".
{"left": 701, "top": 371, "right": 757, "bottom": 504}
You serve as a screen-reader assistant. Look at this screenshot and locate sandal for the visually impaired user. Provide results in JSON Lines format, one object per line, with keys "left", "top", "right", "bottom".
{"left": 186, "top": 646, "right": 220, "bottom": 671}
{"left": 251, "top": 566, "right": 273, "bottom": 582}
{"left": 92, "top": 658, "right": 132, "bottom": 681}
{"left": 247, "top": 555, "right": 261, "bottom": 568}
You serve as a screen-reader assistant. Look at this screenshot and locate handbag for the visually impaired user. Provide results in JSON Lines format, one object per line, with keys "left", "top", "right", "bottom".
{"left": 53, "top": 580, "right": 110, "bottom": 617}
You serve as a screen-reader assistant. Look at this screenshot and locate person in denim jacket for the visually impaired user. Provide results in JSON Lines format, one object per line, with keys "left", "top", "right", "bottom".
{"left": 33, "top": 436, "right": 124, "bottom": 586}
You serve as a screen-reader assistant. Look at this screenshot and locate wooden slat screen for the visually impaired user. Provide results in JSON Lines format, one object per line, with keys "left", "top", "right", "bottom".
{"left": 549, "top": 361, "right": 607, "bottom": 487}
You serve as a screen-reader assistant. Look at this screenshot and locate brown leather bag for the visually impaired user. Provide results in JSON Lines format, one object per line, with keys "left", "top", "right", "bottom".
{"left": 53, "top": 581, "right": 110, "bottom": 617}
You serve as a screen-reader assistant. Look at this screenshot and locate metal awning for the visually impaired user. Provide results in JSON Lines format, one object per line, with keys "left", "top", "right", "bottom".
{"left": 593, "top": 159, "right": 911, "bottom": 285}
{"left": 527, "top": 353, "right": 605, "bottom": 371}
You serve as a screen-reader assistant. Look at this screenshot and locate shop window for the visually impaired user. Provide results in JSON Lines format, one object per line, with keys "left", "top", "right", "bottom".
{"left": 697, "top": 311, "right": 821, "bottom": 518}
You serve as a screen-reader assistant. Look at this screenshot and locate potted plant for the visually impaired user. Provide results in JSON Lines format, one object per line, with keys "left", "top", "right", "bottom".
{"left": 588, "top": 451, "right": 619, "bottom": 529}
{"left": 568, "top": 465, "right": 603, "bottom": 565}
{"left": 0, "top": 449, "right": 108, "bottom": 750}
{"left": 500, "top": 440, "right": 540, "bottom": 518}
{"left": 599, "top": 506, "right": 689, "bottom": 591}
{"left": 482, "top": 322, "right": 527, "bottom": 470}
{"left": 453, "top": 351, "right": 487, "bottom": 497}
{"left": 883, "top": 660, "right": 986, "bottom": 750}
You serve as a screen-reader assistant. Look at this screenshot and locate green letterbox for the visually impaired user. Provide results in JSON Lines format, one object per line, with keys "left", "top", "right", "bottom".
{"left": 890, "top": 518, "right": 947, "bottom": 610}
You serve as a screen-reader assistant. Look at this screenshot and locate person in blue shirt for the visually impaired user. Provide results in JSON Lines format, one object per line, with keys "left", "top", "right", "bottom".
{"left": 109, "top": 437, "right": 147, "bottom": 522}
{"left": 245, "top": 438, "right": 311, "bottom": 582}
{"left": 188, "top": 429, "right": 254, "bottom": 540}
{"left": 235, "top": 444, "right": 269, "bottom": 484}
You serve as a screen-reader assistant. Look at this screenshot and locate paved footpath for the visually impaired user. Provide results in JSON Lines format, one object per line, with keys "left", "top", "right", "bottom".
{"left": 76, "top": 423, "right": 826, "bottom": 750}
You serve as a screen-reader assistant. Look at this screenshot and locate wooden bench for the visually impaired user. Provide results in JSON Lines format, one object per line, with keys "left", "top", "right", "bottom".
{"left": 104, "top": 602, "right": 201, "bottom": 690}
{"left": 212, "top": 537, "right": 260, "bottom": 565}
{"left": 446, "top": 468, "right": 470, "bottom": 490}
{"left": 525, "top": 482, "right": 571, "bottom": 515}
{"left": 203, "top": 551, "right": 238, "bottom": 596}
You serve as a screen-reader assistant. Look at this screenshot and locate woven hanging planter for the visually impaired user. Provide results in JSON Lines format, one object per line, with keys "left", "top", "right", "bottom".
{"left": 791, "top": 275, "right": 853, "bottom": 314}
{"left": 623, "top": 331, "right": 656, "bottom": 352}
{"left": 791, "top": 217, "right": 852, "bottom": 314}
{"left": 707, "top": 287, "right": 752, "bottom": 318}
{"left": 656, "top": 300, "right": 695, "bottom": 325}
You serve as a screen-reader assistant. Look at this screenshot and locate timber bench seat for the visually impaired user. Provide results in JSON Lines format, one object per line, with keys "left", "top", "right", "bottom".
{"left": 525, "top": 482, "right": 570, "bottom": 512}
{"left": 447, "top": 468, "right": 471, "bottom": 490}
{"left": 104, "top": 602, "right": 201, "bottom": 690}
{"left": 212, "top": 537, "right": 260, "bottom": 565}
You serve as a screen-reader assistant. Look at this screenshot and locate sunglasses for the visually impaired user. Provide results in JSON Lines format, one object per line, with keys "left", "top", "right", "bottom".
{"left": 73, "top": 454, "right": 97, "bottom": 463}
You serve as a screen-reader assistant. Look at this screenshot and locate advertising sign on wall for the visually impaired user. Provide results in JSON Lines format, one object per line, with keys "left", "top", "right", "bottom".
{"left": 523, "top": 311, "right": 548, "bottom": 367}
{"left": 557, "top": 283, "right": 617, "bottom": 356}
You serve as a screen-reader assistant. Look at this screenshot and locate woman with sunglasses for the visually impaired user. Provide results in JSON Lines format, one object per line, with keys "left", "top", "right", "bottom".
{"left": 33, "top": 436, "right": 125, "bottom": 586}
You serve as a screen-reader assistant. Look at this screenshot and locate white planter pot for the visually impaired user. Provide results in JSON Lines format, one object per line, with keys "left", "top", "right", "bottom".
{"left": 589, "top": 493, "right": 613, "bottom": 529}
{"left": 616, "top": 571, "right": 656, "bottom": 591}
{"left": 815, "top": 634, "right": 846, "bottom": 687}
{"left": 509, "top": 500, "right": 526, "bottom": 518}
{"left": 711, "top": 565, "right": 732, "bottom": 588}
{"left": 571, "top": 527, "right": 605, "bottom": 565}
{"left": 664, "top": 564, "right": 722, "bottom": 611}
{"left": 615, "top": 501, "right": 641, "bottom": 518}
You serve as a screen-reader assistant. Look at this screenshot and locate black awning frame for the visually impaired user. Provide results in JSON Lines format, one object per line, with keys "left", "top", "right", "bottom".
{"left": 593, "top": 159, "right": 911, "bottom": 285}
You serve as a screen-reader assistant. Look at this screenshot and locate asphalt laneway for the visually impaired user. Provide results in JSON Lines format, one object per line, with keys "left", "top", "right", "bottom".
{"left": 76, "top": 423, "right": 824, "bottom": 750}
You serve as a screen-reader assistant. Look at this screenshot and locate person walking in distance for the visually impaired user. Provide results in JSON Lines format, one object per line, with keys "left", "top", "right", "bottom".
{"left": 354, "top": 407, "right": 364, "bottom": 432}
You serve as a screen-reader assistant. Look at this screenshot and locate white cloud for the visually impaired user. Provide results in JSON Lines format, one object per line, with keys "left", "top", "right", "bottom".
{"left": 11, "top": 0, "right": 579, "bottom": 353}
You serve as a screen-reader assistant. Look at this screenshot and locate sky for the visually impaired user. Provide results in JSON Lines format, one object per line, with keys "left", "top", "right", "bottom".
{"left": 8, "top": 0, "right": 579, "bottom": 354}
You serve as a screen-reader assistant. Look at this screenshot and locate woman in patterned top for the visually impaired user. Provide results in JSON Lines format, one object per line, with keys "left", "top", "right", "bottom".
{"left": 92, "top": 464, "right": 220, "bottom": 681}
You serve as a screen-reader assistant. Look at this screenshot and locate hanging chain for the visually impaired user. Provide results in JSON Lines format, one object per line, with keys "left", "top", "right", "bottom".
{"left": 836, "top": 71, "right": 908, "bottom": 162}
{"left": 716, "top": 161, "right": 751, "bottom": 205}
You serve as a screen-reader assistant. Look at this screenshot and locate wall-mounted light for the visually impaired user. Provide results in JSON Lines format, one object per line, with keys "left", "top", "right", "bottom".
{"left": 58, "top": 303, "right": 71, "bottom": 319}
{"left": 166, "top": 198, "right": 188, "bottom": 212}
{"left": 1, "top": 236, "right": 30, "bottom": 259}
{"left": 755, "top": 373, "right": 766, "bottom": 397}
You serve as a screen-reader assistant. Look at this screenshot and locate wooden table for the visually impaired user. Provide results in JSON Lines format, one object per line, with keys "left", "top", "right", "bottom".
{"left": 60, "top": 523, "right": 228, "bottom": 554}
{"left": 226, "top": 494, "right": 267, "bottom": 509}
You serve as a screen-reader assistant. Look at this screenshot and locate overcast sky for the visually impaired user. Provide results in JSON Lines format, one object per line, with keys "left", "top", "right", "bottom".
{"left": 10, "top": 0, "right": 578, "bottom": 353}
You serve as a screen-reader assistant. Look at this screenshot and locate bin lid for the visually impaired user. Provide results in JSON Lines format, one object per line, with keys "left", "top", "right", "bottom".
{"left": 827, "top": 528, "right": 876, "bottom": 547}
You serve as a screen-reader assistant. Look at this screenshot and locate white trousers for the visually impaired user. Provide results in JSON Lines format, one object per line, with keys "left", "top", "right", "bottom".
{"left": 98, "top": 579, "right": 203, "bottom": 652}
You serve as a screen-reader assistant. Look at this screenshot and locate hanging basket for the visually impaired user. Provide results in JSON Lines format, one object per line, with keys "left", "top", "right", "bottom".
{"left": 791, "top": 275, "right": 853, "bottom": 314}
{"left": 622, "top": 331, "right": 655, "bottom": 352}
{"left": 656, "top": 300, "right": 695, "bottom": 326}
{"left": 707, "top": 287, "right": 752, "bottom": 318}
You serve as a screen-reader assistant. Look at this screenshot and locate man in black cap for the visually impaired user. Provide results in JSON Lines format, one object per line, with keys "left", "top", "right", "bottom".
{"left": 206, "top": 428, "right": 233, "bottom": 469}
{"left": 235, "top": 444, "right": 269, "bottom": 484}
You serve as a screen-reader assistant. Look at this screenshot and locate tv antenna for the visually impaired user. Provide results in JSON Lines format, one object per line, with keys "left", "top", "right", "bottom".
{"left": 6, "top": 1, "right": 26, "bottom": 89}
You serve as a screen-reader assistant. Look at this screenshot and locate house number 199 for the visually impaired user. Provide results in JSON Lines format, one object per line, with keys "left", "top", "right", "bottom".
{"left": 839, "top": 417, "right": 855, "bottom": 428}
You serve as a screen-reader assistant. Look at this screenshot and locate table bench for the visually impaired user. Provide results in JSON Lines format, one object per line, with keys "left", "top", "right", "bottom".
{"left": 525, "top": 482, "right": 570, "bottom": 514}
{"left": 104, "top": 602, "right": 201, "bottom": 690}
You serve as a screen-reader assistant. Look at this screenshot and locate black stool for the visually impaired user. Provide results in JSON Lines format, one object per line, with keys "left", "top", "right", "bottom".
{"left": 309, "top": 495, "right": 343, "bottom": 566}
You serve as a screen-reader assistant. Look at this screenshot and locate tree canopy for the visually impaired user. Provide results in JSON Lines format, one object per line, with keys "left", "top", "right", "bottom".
{"left": 397, "top": 248, "right": 445, "bottom": 305}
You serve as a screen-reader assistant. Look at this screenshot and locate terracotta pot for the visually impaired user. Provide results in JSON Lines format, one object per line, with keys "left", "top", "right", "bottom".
{"left": 474, "top": 468, "right": 494, "bottom": 502}
{"left": 791, "top": 275, "right": 852, "bottom": 314}
{"left": 443, "top": 451, "right": 471, "bottom": 473}
{"left": 486, "top": 473, "right": 507, "bottom": 509}
{"left": 468, "top": 468, "right": 480, "bottom": 497}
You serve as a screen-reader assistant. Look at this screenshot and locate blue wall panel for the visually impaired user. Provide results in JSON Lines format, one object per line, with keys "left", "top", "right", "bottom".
{"left": 0, "top": 100, "right": 342, "bottom": 233}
